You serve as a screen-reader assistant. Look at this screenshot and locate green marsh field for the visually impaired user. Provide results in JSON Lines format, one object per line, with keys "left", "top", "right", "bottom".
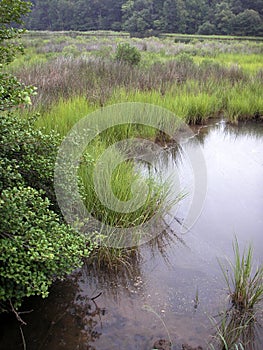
{"left": 2, "top": 31, "right": 263, "bottom": 350}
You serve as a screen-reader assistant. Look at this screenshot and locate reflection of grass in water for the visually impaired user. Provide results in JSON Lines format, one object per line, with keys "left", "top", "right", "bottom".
{"left": 210, "top": 238, "right": 263, "bottom": 350}
{"left": 210, "top": 311, "right": 256, "bottom": 350}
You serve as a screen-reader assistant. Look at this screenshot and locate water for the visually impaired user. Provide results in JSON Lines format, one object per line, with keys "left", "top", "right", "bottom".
{"left": 1, "top": 120, "right": 263, "bottom": 350}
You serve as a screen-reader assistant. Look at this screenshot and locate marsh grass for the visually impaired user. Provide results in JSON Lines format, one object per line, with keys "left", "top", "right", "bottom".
{"left": 77, "top": 141, "right": 179, "bottom": 269}
{"left": 79, "top": 142, "right": 175, "bottom": 230}
{"left": 225, "top": 82, "right": 263, "bottom": 122}
{"left": 210, "top": 312, "right": 255, "bottom": 350}
{"left": 8, "top": 32, "right": 262, "bottom": 124}
{"left": 211, "top": 238, "right": 263, "bottom": 350}
{"left": 87, "top": 245, "right": 139, "bottom": 272}
{"left": 13, "top": 50, "right": 262, "bottom": 125}
{"left": 218, "top": 238, "right": 263, "bottom": 312}
{"left": 34, "top": 96, "right": 95, "bottom": 134}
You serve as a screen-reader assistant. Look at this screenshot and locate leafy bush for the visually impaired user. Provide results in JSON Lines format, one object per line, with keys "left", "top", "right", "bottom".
{"left": 0, "top": 113, "right": 91, "bottom": 312}
{"left": 0, "top": 114, "right": 58, "bottom": 203}
{"left": 0, "top": 1, "right": 92, "bottom": 314}
{"left": 115, "top": 43, "right": 141, "bottom": 65}
{"left": 0, "top": 186, "right": 88, "bottom": 309}
{"left": 0, "top": 0, "right": 36, "bottom": 111}
{"left": 0, "top": 73, "right": 36, "bottom": 111}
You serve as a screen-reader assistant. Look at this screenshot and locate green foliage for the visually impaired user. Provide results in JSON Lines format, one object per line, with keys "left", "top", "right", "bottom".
{"left": 0, "top": 113, "right": 91, "bottom": 312}
{"left": 0, "top": 0, "right": 32, "bottom": 64}
{"left": 197, "top": 21, "right": 216, "bottom": 35}
{"left": 0, "top": 2, "right": 91, "bottom": 313}
{"left": 24, "top": 0, "right": 263, "bottom": 36}
{"left": 0, "top": 0, "right": 35, "bottom": 110}
{"left": 0, "top": 72, "right": 36, "bottom": 110}
{"left": 0, "top": 113, "right": 58, "bottom": 195}
{"left": 115, "top": 42, "right": 141, "bottom": 65}
{"left": 0, "top": 186, "right": 88, "bottom": 310}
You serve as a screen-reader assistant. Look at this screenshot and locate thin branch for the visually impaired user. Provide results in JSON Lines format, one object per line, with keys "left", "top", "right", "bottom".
{"left": 19, "top": 326, "right": 27, "bottom": 350}
{"left": 9, "top": 300, "right": 27, "bottom": 326}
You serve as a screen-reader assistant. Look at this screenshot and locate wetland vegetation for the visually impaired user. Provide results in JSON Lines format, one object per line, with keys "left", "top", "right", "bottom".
{"left": 0, "top": 2, "right": 263, "bottom": 349}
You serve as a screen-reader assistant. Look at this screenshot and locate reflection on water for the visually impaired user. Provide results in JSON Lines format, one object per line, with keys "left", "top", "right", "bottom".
{"left": 1, "top": 120, "right": 263, "bottom": 349}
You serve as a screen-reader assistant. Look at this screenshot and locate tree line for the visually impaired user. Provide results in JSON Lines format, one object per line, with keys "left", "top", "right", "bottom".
{"left": 26, "top": 0, "right": 263, "bottom": 36}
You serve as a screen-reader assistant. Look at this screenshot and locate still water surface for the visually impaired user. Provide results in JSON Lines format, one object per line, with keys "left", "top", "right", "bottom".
{"left": 1, "top": 120, "right": 262, "bottom": 350}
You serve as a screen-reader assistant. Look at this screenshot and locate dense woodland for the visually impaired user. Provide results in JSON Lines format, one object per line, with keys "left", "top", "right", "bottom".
{"left": 25, "top": 0, "right": 263, "bottom": 36}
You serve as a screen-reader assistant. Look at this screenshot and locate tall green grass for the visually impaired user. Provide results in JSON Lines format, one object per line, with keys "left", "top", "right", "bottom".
{"left": 219, "top": 238, "right": 263, "bottom": 311}
{"left": 34, "top": 75, "right": 262, "bottom": 133}
{"left": 209, "top": 238, "right": 263, "bottom": 350}
{"left": 194, "top": 53, "right": 263, "bottom": 74}
{"left": 225, "top": 82, "right": 263, "bottom": 122}
{"left": 34, "top": 96, "right": 95, "bottom": 135}
{"left": 79, "top": 142, "right": 173, "bottom": 231}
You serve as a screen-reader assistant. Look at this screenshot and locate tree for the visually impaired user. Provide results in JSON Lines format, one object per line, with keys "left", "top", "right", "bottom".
{"left": 197, "top": 21, "right": 216, "bottom": 35}
{"left": 24, "top": 0, "right": 263, "bottom": 36}
{"left": 163, "top": 0, "right": 187, "bottom": 33}
{"left": 233, "top": 9, "right": 263, "bottom": 36}
{"left": 122, "top": 0, "right": 154, "bottom": 34}
{"left": 184, "top": 0, "right": 207, "bottom": 34}
{"left": 214, "top": 2, "right": 235, "bottom": 35}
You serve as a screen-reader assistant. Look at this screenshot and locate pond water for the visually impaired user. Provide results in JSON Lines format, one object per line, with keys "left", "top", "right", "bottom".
{"left": 1, "top": 120, "right": 263, "bottom": 350}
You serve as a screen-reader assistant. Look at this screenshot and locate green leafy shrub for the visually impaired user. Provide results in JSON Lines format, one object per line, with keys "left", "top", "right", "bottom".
{"left": 0, "top": 113, "right": 91, "bottom": 312}
{"left": 0, "top": 186, "right": 88, "bottom": 309}
{"left": 0, "top": 0, "right": 36, "bottom": 111}
{"left": 0, "top": 1, "right": 92, "bottom": 314}
{"left": 0, "top": 114, "right": 58, "bottom": 204}
{"left": 0, "top": 73, "right": 36, "bottom": 111}
{"left": 115, "top": 43, "right": 141, "bottom": 65}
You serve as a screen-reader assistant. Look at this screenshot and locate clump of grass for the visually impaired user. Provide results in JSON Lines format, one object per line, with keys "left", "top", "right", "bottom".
{"left": 210, "top": 312, "right": 248, "bottom": 350}
{"left": 218, "top": 238, "right": 263, "bottom": 311}
{"left": 77, "top": 138, "right": 180, "bottom": 268}
{"left": 79, "top": 141, "right": 175, "bottom": 231}
{"left": 34, "top": 95, "right": 95, "bottom": 135}
{"left": 87, "top": 245, "right": 139, "bottom": 272}
{"left": 210, "top": 238, "right": 263, "bottom": 350}
{"left": 225, "top": 82, "right": 263, "bottom": 123}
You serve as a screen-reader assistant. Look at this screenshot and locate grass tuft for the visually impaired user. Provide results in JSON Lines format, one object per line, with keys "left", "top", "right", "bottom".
{"left": 218, "top": 237, "right": 263, "bottom": 311}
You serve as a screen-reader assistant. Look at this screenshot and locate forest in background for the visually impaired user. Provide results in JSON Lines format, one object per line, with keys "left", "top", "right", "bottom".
{"left": 26, "top": 0, "right": 263, "bottom": 36}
